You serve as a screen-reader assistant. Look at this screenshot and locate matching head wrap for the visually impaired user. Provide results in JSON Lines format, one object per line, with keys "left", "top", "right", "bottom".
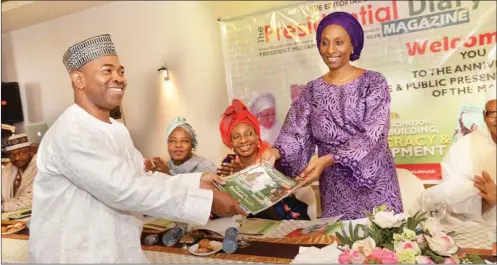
{"left": 166, "top": 116, "right": 198, "bottom": 149}
{"left": 63, "top": 34, "right": 117, "bottom": 72}
{"left": 316, "top": 12, "right": 364, "bottom": 61}
{"left": 249, "top": 93, "right": 276, "bottom": 115}
{"left": 4, "top": 133, "right": 31, "bottom": 152}
{"left": 220, "top": 99, "right": 268, "bottom": 153}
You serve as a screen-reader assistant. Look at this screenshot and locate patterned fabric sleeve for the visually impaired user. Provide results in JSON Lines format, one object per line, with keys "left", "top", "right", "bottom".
{"left": 331, "top": 73, "right": 391, "bottom": 189}
{"left": 273, "top": 81, "right": 316, "bottom": 178}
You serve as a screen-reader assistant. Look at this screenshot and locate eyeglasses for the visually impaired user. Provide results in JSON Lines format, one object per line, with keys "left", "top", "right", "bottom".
{"left": 485, "top": 110, "right": 497, "bottom": 118}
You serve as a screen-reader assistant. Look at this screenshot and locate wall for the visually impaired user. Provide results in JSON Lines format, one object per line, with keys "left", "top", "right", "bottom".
{"left": 1, "top": 1, "right": 290, "bottom": 163}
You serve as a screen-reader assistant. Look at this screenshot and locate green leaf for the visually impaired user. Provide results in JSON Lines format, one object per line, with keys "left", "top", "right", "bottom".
{"left": 466, "top": 254, "right": 485, "bottom": 264}
{"left": 407, "top": 217, "right": 414, "bottom": 230}
{"left": 340, "top": 222, "right": 347, "bottom": 237}
{"left": 381, "top": 243, "right": 394, "bottom": 251}
{"left": 335, "top": 233, "right": 348, "bottom": 247}
{"left": 336, "top": 221, "right": 363, "bottom": 248}
{"left": 337, "top": 223, "right": 350, "bottom": 246}
{"left": 451, "top": 233, "right": 462, "bottom": 239}
{"left": 423, "top": 249, "right": 445, "bottom": 263}
{"left": 349, "top": 221, "right": 355, "bottom": 242}
{"left": 357, "top": 224, "right": 369, "bottom": 239}
{"left": 446, "top": 231, "right": 456, "bottom": 237}
{"left": 353, "top": 223, "right": 361, "bottom": 241}
{"left": 412, "top": 211, "right": 419, "bottom": 220}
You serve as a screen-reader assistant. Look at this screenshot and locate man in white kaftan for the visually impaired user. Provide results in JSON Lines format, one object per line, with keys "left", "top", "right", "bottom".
{"left": 424, "top": 88, "right": 496, "bottom": 242}
{"left": 28, "top": 34, "right": 244, "bottom": 263}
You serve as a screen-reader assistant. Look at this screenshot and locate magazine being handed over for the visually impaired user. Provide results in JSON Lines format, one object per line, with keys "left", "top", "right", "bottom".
{"left": 215, "top": 165, "right": 301, "bottom": 215}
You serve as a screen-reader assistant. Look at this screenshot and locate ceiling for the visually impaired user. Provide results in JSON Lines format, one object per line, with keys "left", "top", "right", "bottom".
{"left": 2, "top": 1, "right": 110, "bottom": 33}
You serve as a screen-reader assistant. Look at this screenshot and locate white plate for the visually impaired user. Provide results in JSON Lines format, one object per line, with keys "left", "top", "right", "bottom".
{"left": 188, "top": 241, "right": 222, "bottom": 256}
{"left": 2, "top": 224, "right": 26, "bottom": 235}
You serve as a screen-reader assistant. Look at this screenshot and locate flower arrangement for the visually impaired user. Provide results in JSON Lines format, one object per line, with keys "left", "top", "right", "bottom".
{"left": 335, "top": 205, "right": 484, "bottom": 264}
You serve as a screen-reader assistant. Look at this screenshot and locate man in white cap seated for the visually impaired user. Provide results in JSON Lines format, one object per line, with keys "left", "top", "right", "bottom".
{"left": 1, "top": 133, "right": 37, "bottom": 212}
{"left": 249, "top": 93, "right": 282, "bottom": 145}
{"left": 423, "top": 88, "right": 496, "bottom": 238}
{"left": 29, "top": 34, "right": 245, "bottom": 263}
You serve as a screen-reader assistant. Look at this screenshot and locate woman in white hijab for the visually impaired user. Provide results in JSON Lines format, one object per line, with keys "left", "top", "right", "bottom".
{"left": 145, "top": 117, "right": 216, "bottom": 175}
{"left": 249, "top": 93, "right": 283, "bottom": 145}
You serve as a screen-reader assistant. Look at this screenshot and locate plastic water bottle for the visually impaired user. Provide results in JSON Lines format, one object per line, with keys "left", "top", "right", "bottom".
{"left": 144, "top": 234, "right": 159, "bottom": 245}
{"left": 222, "top": 227, "right": 239, "bottom": 254}
{"left": 162, "top": 227, "right": 184, "bottom": 247}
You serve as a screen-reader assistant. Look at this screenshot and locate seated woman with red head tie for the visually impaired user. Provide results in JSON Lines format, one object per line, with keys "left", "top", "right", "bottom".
{"left": 215, "top": 99, "right": 310, "bottom": 220}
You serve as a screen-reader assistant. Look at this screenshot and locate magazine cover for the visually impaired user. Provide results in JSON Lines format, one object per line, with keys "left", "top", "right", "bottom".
{"left": 215, "top": 165, "right": 300, "bottom": 214}
{"left": 452, "top": 105, "right": 485, "bottom": 143}
{"left": 284, "top": 215, "right": 343, "bottom": 238}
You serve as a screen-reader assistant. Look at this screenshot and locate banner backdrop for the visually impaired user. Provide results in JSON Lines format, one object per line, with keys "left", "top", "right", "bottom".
{"left": 219, "top": 0, "right": 496, "bottom": 182}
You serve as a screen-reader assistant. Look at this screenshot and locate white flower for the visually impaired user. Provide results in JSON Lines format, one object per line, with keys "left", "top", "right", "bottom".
{"left": 397, "top": 249, "right": 417, "bottom": 264}
{"left": 394, "top": 240, "right": 421, "bottom": 255}
{"left": 402, "top": 228, "right": 416, "bottom": 241}
{"left": 393, "top": 233, "right": 404, "bottom": 243}
{"left": 416, "top": 234, "right": 426, "bottom": 245}
{"left": 351, "top": 237, "right": 376, "bottom": 256}
{"left": 423, "top": 217, "right": 443, "bottom": 236}
{"left": 425, "top": 232, "right": 458, "bottom": 256}
{"left": 350, "top": 250, "right": 366, "bottom": 264}
{"left": 416, "top": 255, "right": 435, "bottom": 264}
{"left": 393, "top": 228, "right": 416, "bottom": 244}
{"left": 373, "top": 210, "right": 407, "bottom": 229}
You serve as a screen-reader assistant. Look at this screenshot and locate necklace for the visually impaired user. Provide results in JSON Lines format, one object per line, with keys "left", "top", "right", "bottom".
{"left": 325, "top": 68, "right": 358, "bottom": 83}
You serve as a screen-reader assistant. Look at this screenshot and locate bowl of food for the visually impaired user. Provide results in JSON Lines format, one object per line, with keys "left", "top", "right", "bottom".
{"left": 188, "top": 239, "right": 222, "bottom": 256}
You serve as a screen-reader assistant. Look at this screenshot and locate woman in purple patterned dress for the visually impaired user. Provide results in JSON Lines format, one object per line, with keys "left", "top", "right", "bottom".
{"left": 261, "top": 12, "right": 403, "bottom": 220}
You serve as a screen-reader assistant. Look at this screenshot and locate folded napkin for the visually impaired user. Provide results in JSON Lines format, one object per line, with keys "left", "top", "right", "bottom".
{"left": 196, "top": 217, "right": 238, "bottom": 237}
{"left": 143, "top": 218, "right": 175, "bottom": 232}
{"left": 291, "top": 243, "right": 342, "bottom": 263}
{"left": 1, "top": 208, "right": 31, "bottom": 220}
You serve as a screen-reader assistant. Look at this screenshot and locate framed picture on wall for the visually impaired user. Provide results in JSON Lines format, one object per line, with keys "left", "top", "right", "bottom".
{"left": 110, "top": 105, "right": 126, "bottom": 125}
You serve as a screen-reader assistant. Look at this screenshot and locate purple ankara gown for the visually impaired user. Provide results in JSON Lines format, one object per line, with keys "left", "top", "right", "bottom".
{"left": 274, "top": 70, "right": 403, "bottom": 220}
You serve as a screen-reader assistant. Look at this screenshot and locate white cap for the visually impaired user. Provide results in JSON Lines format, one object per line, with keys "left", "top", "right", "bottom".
{"left": 4, "top": 133, "right": 31, "bottom": 152}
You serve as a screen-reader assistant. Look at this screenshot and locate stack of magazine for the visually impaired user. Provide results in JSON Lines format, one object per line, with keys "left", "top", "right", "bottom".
{"left": 285, "top": 215, "right": 343, "bottom": 237}
{"left": 215, "top": 165, "right": 301, "bottom": 215}
{"left": 142, "top": 218, "right": 176, "bottom": 232}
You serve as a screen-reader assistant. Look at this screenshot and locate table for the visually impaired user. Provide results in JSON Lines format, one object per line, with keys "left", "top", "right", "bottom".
{"left": 2, "top": 218, "right": 495, "bottom": 263}
{"left": 2, "top": 238, "right": 252, "bottom": 264}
